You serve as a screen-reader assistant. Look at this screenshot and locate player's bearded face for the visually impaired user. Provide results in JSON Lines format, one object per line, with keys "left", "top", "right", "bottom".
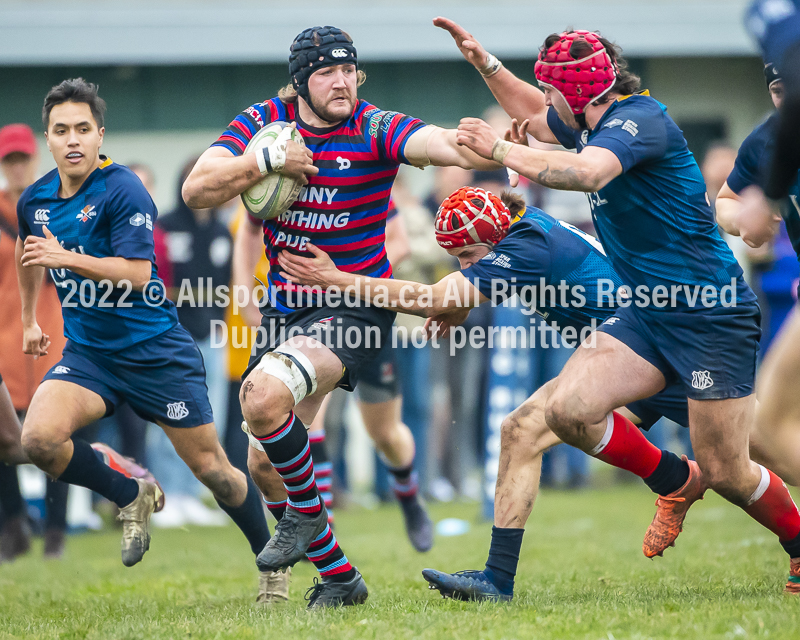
{"left": 45, "top": 102, "right": 104, "bottom": 181}
{"left": 307, "top": 64, "right": 358, "bottom": 124}
{"left": 543, "top": 87, "right": 581, "bottom": 131}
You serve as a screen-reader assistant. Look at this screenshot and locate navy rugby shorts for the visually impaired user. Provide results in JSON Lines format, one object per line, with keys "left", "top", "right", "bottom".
{"left": 598, "top": 302, "right": 760, "bottom": 401}
{"left": 43, "top": 324, "right": 214, "bottom": 428}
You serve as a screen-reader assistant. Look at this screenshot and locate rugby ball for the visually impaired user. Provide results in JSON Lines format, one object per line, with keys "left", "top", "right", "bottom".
{"left": 241, "top": 121, "right": 306, "bottom": 220}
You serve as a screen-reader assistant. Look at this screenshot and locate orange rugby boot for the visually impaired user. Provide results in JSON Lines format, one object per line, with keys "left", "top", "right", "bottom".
{"left": 643, "top": 456, "right": 706, "bottom": 558}
{"left": 785, "top": 558, "right": 800, "bottom": 594}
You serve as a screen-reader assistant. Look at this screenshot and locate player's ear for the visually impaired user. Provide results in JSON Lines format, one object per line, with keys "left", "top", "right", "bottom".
{"left": 43, "top": 130, "right": 50, "bottom": 152}
{"left": 97, "top": 127, "right": 105, "bottom": 148}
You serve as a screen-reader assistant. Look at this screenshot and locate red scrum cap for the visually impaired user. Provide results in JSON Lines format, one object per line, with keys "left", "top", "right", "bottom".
{"left": 434, "top": 187, "right": 512, "bottom": 249}
{"left": 534, "top": 30, "right": 617, "bottom": 116}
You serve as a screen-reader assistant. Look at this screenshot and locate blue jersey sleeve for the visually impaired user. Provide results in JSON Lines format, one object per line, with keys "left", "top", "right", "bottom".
{"left": 547, "top": 108, "right": 578, "bottom": 150}
{"left": 460, "top": 222, "right": 551, "bottom": 303}
{"left": 727, "top": 126, "right": 770, "bottom": 195}
{"left": 107, "top": 172, "right": 158, "bottom": 260}
{"left": 586, "top": 101, "right": 668, "bottom": 172}
{"left": 16, "top": 188, "right": 32, "bottom": 241}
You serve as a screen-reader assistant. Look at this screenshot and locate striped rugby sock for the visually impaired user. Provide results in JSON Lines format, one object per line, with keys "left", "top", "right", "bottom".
{"left": 265, "top": 498, "right": 287, "bottom": 523}
{"left": 309, "top": 429, "right": 334, "bottom": 525}
{"left": 389, "top": 464, "right": 419, "bottom": 501}
{"left": 306, "top": 523, "right": 356, "bottom": 583}
{"left": 253, "top": 412, "right": 322, "bottom": 516}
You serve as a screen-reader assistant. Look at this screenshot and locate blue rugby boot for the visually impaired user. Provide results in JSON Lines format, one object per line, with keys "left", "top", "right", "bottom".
{"left": 422, "top": 568, "right": 512, "bottom": 602}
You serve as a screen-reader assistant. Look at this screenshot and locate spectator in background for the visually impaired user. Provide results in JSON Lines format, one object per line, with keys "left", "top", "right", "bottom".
{"left": 0, "top": 124, "right": 70, "bottom": 559}
{"left": 147, "top": 157, "right": 232, "bottom": 527}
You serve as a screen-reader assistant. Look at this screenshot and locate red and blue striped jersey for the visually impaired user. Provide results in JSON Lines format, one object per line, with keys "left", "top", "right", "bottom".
{"left": 212, "top": 98, "right": 425, "bottom": 312}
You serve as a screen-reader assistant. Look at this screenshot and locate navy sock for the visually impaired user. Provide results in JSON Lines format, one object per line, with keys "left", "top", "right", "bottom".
{"left": 0, "top": 463, "right": 25, "bottom": 518}
{"left": 215, "top": 477, "right": 271, "bottom": 558}
{"left": 643, "top": 451, "right": 689, "bottom": 496}
{"left": 781, "top": 530, "right": 800, "bottom": 558}
{"left": 58, "top": 439, "right": 139, "bottom": 508}
{"left": 483, "top": 526, "right": 524, "bottom": 595}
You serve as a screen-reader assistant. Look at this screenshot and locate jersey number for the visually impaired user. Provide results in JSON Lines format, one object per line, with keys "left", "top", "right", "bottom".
{"left": 557, "top": 220, "right": 607, "bottom": 256}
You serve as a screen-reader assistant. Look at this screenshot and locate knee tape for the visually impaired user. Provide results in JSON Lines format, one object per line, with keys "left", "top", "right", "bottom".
{"left": 241, "top": 420, "right": 265, "bottom": 452}
{"left": 254, "top": 346, "right": 318, "bottom": 405}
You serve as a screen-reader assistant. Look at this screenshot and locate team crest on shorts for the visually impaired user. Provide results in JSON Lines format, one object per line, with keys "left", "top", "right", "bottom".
{"left": 691, "top": 370, "right": 714, "bottom": 391}
{"left": 166, "top": 401, "right": 190, "bottom": 421}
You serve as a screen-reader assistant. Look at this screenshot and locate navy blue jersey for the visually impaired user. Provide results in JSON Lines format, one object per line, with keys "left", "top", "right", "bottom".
{"left": 727, "top": 111, "right": 800, "bottom": 263}
{"left": 461, "top": 206, "right": 624, "bottom": 331}
{"left": 547, "top": 93, "right": 755, "bottom": 310}
{"left": 17, "top": 158, "right": 178, "bottom": 351}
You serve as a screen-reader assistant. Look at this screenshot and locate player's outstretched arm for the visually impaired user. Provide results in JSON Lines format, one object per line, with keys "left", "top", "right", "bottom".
{"left": 277, "top": 243, "right": 487, "bottom": 317}
{"left": 15, "top": 236, "right": 50, "bottom": 358}
{"left": 456, "top": 117, "right": 623, "bottom": 192}
{"left": 183, "top": 142, "right": 318, "bottom": 210}
{"left": 20, "top": 226, "right": 151, "bottom": 289}
{"left": 405, "top": 125, "right": 501, "bottom": 170}
{"left": 433, "top": 16, "right": 558, "bottom": 144}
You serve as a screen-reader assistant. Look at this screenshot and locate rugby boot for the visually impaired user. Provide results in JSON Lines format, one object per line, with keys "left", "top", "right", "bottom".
{"left": 422, "top": 568, "right": 512, "bottom": 602}
{"left": 785, "top": 558, "right": 800, "bottom": 594}
{"left": 305, "top": 569, "right": 369, "bottom": 609}
{"left": 91, "top": 443, "right": 165, "bottom": 512}
{"left": 118, "top": 477, "right": 162, "bottom": 567}
{"left": 43, "top": 529, "right": 66, "bottom": 560}
{"left": 257, "top": 566, "right": 291, "bottom": 604}
{"left": 643, "top": 456, "right": 706, "bottom": 558}
{"left": 0, "top": 515, "right": 31, "bottom": 562}
{"left": 399, "top": 494, "right": 434, "bottom": 552}
{"left": 256, "top": 504, "right": 329, "bottom": 572}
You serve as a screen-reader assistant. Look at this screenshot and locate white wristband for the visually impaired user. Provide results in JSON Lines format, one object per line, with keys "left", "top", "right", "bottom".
{"left": 256, "top": 148, "right": 269, "bottom": 175}
{"left": 480, "top": 53, "right": 503, "bottom": 78}
{"left": 492, "top": 139, "right": 513, "bottom": 164}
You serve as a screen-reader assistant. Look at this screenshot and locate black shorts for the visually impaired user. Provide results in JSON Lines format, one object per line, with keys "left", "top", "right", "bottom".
{"left": 357, "top": 339, "right": 400, "bottom": 404}
{"left": 243, "top": 303, "right": 396, "bottom": 392}
{"left": 597, "top": 303, "right": 761, "bottom": 401}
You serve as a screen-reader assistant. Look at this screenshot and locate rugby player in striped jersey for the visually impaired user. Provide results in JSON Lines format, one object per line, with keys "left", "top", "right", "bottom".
{"left": 183, "top": 26, "right": 500, "bottom": 607}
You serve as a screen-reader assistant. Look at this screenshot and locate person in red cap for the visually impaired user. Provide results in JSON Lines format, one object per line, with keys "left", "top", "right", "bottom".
{"left": 0, "top": 123, "right": 72, "bottom": 560}
{"left": 433, "top": 18, "right": 800, "bottom": 593}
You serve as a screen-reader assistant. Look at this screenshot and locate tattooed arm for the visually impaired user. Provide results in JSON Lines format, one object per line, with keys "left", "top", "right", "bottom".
{"left": 456, "top": 117, "right": 623, "bottom": 192}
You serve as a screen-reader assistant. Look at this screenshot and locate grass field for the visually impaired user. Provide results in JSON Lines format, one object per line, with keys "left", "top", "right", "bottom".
{"left": 1, "top": 486, "right": 799, "bottom": 639}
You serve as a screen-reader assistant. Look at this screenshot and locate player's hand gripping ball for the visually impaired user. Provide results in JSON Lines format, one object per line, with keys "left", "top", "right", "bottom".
{"left": 242, "top": 121, "right": 307, "bottom": 220}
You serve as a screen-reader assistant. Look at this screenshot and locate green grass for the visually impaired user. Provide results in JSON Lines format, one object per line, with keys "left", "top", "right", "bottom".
{"left": 1, "top": 486, "right": 799, "bottom": 639}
